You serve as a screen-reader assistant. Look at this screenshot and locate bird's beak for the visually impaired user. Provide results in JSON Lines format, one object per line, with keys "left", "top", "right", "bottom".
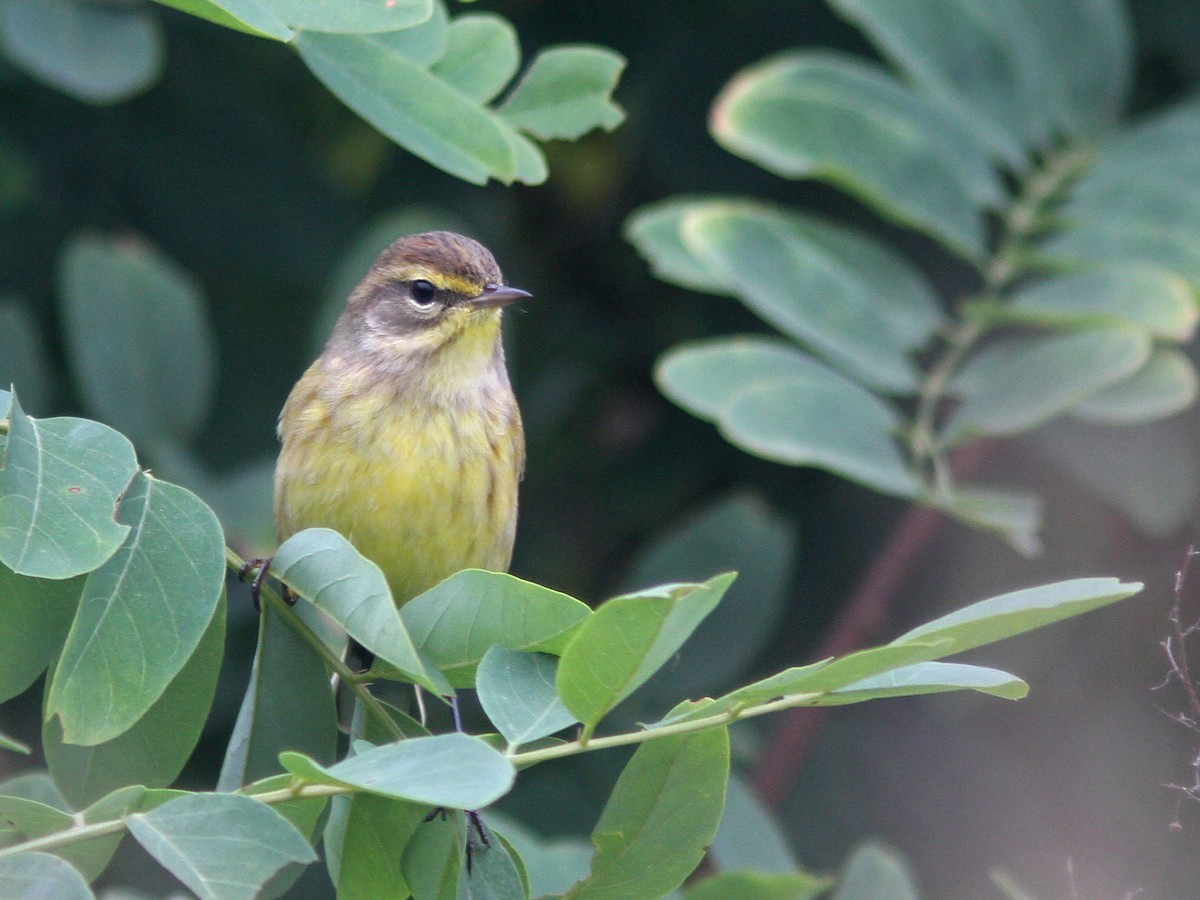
{"left": 472, "top": 283, "right": 532, "bottom": 309}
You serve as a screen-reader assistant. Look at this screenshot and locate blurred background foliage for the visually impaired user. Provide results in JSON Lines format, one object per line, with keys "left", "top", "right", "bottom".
{"left": 3, "top": 0, "right": 1200, "bottom": 896}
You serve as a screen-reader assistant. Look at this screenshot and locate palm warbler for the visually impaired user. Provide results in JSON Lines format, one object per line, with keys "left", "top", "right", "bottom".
{"left": 273, "top": 231, "right": 528, "bottom": 607}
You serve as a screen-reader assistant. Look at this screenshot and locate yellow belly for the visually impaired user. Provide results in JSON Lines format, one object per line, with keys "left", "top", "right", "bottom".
{"left": 273, "top": 358, "right": 522, "bottom": 606}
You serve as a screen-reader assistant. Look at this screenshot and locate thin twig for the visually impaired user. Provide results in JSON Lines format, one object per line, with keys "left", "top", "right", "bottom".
{"left": 1156, "top": 546, "right": 1200, "bottom": 819}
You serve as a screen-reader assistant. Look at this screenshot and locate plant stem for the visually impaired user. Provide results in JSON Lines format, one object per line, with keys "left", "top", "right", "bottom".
{"left": 752, "top": 143, "right": 1092, "bottom": 809}
{"left": 223, "top": 548, "right": 405, "bottom": 743}
{"left": 0, "top": 681, "right": 840, "bottom": 861}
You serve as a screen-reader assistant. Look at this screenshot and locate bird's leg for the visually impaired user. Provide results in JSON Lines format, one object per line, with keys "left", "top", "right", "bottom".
{"left": 236, "top": 557, "right": 296, "bottom": 611}
{"left": 421, "top": 694, "right": 491, "bottom": 875}
{"left": 449, "top": 694, "right": 491, "bottom": 874}
{"left": 237, "top": 557, "right": 272, "bottom": 612}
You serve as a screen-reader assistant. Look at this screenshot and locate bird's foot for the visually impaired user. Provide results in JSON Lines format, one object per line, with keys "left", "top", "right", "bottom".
{"left": 237, "top": 557, "right": 295, "bottom": 611}
{"left": 421, "top": 807, "right": 490, "bottom": 875}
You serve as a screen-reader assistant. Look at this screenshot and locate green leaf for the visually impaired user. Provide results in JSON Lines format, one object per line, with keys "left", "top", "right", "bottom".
{"left": 167, "top": 0, "right": 430, "bottom": 35}
{"left": 943, "top": 327, "right": 1152, "bottom": 444}
{"left": 237, "top": 775, "right": 326, "bottom": 843}
{"left": 280, "top": 733, "right": 515, "bottom": 808}
{"left": 152, "top": 0, "right": 292, "bottom": 41}
{"left": 295, "top": 31, "right": 519, "bottom": 185}
{"left": 0, "top": 395, "right": 138, "bottom": 579}
{"left": 269, "top": 0, "right": 431, "bottom": 33}
{"left": 827, "top": 0, "right": 1131, "bottom": 162}
{"left": 557, "top": 574, "right": 735, "bottom": 732}
{"left": 678, "top": 201, "right": 938, "bottom": 391}
{"left": 430, "top": 14, "right": 518, "bottom": 104}
{"left": 399, "top": 570, "right": 591, "bottom": 688}
{"left": 655, "top": 339, "right": 918, "bottom": 497}
{"left": 58, "top": 234, "right": 217, "bottom": 446}
{"left": 623, "top": 197, "right": 735, "bottom": 295}
{"left": 655, "top": 642, "right": 942, "bottom": 726}
{"left": 0, "top": 298, "right": 53, "bottom": 414}
{"left": 686, "top": 871, "right": 831, "bottom": 900}
{"left": 1032, "top": 418, "right": 1200, "bottom": 537}
{"left": 500, "top": 45, "right": 625, "bottom": 140}
{"left": 45, "top": 472, "right": 225, "bottom": 745}
{"left": 364, "top": 0, "right": 448, "bottom": 65}
{"left": 1068, "top": 348, "right": 1198, "bottom": 424}
{"left": 0, "top": 771, "right": 69, "bottom": 810}
{"left": 997, "top": 269, "right": 1199, "bottom": 343}
{"left": 325, "top": 792, "right": 425, "bottom": 900}
{"left": 0, "top": 0, "right": 164, "bottom": 104}
{"left": 0, "top": 788, "right": 130, "bottom": 882}
{"left": 710, "top": 774, "right": 799, "bottom": 874}
{"left": 481, "top": 812, "right": 593, "bottom": 897}
{"left": 0, "top": 731, "right": 29, "bottom": 754}
{"left": 1042, "top": 101, "right": 1200, "bottom": 284}
{"left": 619, "top": 492, "right": 797, "bottom": 703}
{"left": 476, "top": 647, "right": 578, "bottom": 746}
{"left": 217, "top": 599, "right": 338, "bottom": 790}
{"left": 45, "top": 590, "right": 226, "bottom": 808}
{"left": 0, "top": 851, "right": 93, "bottom": 900}
{"left": 0, "top": 563, "right": 82, "bottom": 702}
{"left": 567, "top": 727, "right": 730, "bottom": 899}
{"left": 457, "top": 829, "right": 525, "bottom": 899}
{"left": 401, "top": 809, "right": 461, "bottom": 899}
{"left": 271, "top": 527, "right": 449, "bottom": 694}
{"left": 833, "top": 840, "right": 920, "bottom": 900}
{"left": 720, "top": 377, "right": 919, "bottom": 498}
{"left": 935, "top": 485, "right": 1043, "bottom": 558}
{"left": 657, "top": 337, "right": 861, "bottom": 420}
{"left": 893, "top": 577, "right": 1142, "bottom": 655}
{"left": 818, "top": 661, "right": 1028, "bottom": 705}
{"left": 711, "top": 51, "right": 1001, "bottom": 259}
{"left": 126, "top": 793, "right": 317, "bottom": 900}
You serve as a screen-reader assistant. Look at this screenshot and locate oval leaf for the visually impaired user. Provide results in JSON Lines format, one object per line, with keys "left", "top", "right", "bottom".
{"left": 0, "top": 0, "right": 163, "bottom": 104}
{"left": 892, "top": 577, "right": 1142, "bottom": 656}
{"left": 281, "top": 732, "right": 515, "bottom": 809}
{"left": 818, "top": 661, "right": 1028, "bottom": 705}
{"left": 1005, "top": 269, "right": 1198, "bottom": 343}
{"left": 679, "top": 202, "right": 935, "bottom": 391}
{"left": 271, "top": 527, "right": 448, "bottom": 694}
{"left": 556, "top": 573, "right": 735, "bottom": 731}
{"left": 58, "top": 234, "right": 217, "bottom": 446}
{"left": 943, "top": 327, "right": 1152, "bottom": 444}
{"left": 46, "top": 473, "right": 225, "bottom": 745}
{"left": 476, "top": 647, "right": 578, "bottom": 746}
{"left": 0, "top": 851, "right": 92, "bottom": 900}
{"left": 1068, "top": 348, "right": 1198, "bottom": 424}
{"left": 827, "top": 0, "right": 1132, "bottom": 160}
{"left": 263, "top": 0, "right": 430, "bottom": 33}
{"left": 430, "top": 14, "right": 519, "bottom": 104}
{"left": 45, "top": 591, "right": 226, "bottom": 808}
{"left": 0, "top": 563, "right": 82, "bottom": 703}
{"left": 218, "top": 599, "right": 339, "bottom": 791}
{"left": 568, "top": 726, "right": 730, "bottom": 899}
{"left": 657, "top": 336, "right": 860, "bottom": 421}
{"left": 499, "top": 45, "right": 625, "bottom": 140}
{"left": 295, "top": 30, "right": 518, "bottom": 185}
{"left": 718, "top": 378, "right": 920, "bottom": 498}
{"left": 0, "top": 395, "right": 137, "bottom": 579}
{"left": 126, "top": 793, "right": 317, "bottom": 900}
{"left": 711, "top": 51, "right": 1001, "bottom": 258}
{"left": 399, "top": 569, "right": 591, "bottom": 688}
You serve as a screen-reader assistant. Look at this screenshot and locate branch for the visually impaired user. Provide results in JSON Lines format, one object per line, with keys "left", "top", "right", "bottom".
{"left": 223, "top": 547, "right": 405, "bottom": 743}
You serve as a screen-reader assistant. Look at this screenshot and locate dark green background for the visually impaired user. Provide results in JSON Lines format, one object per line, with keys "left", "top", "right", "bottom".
{"left": 2, "top": 1, "right": 1199, "bottom": 896}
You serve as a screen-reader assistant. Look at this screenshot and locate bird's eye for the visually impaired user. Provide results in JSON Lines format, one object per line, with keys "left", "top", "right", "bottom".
{"left": 410, "top": 279, "right": 437, "bottom": 306}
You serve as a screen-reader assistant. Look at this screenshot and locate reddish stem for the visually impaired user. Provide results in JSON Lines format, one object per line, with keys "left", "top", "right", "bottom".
{"left": 750, "top": 442, "right": 991, "bottom": 807}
